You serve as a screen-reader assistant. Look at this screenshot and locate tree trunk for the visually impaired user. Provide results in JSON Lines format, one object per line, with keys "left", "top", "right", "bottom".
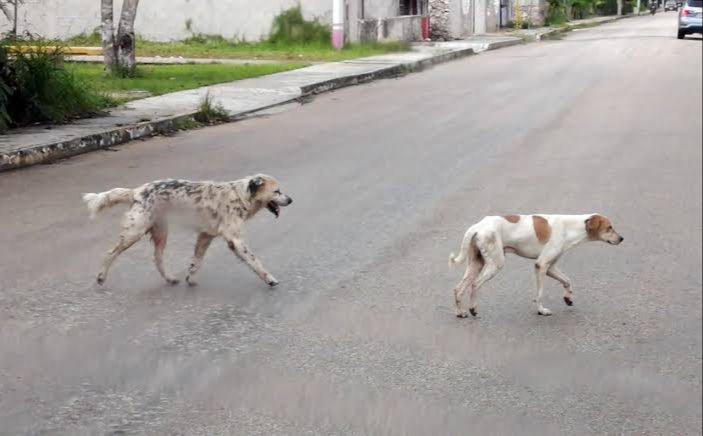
{"left": 617, "top": 0, "right": 623, "bottom": 15}
{"left": 101, "top": 0, "right": 117, "bottom": 74}
{"left": 116, "top": 0, "right": 139, "bottom": 76}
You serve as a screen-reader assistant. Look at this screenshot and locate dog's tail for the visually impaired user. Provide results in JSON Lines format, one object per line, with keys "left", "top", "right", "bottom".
{"left": 82, "top": 188, "right": 133, "bottom": 219}
{"left": 449, "top": 230, "right": 477, "bottom": 268}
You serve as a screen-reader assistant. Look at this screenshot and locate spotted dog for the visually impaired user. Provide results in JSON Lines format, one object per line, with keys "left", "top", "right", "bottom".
{"left": 449, "top": 214, "right": 624, "bottom": 318}
{"left": 83, "top": 174, "right": 293, "bottom": 287}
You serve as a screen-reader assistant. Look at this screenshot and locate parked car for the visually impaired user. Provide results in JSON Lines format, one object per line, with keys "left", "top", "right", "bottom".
{"left": 678, "top": 0, "right": 703, "bottom": 39}
{"left": 665, "top": 0, "right": 679, "bottom": 10}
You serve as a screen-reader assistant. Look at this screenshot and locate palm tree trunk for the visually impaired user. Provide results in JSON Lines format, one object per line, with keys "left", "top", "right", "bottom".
{"left": 101, "top": 0, "right": 117, "bottom": 74}
{"left": 116, "top": 0, "right": 140, "bottom": 76}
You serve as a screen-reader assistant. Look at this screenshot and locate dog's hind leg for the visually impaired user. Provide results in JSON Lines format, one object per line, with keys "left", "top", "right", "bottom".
{"left": 185, "top": 232, "right": 215, "bottom": 287}
{"left": 97, "top": 208, "right": 151, "bottom": 285}
{"left": 467, "top": 238, "right": 505, "bottom": 316}
{"left": 534, "top": 251, "right": 561, "bottom": 316}
{"left": 455, "top": 256, "right": 483, "bottom": 318}
{"left": 150, "top": 220, "right": 179, "bottom": 285}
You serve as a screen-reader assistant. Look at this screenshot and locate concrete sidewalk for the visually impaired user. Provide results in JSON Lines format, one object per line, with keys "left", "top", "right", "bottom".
{"left": 0, "top": 14, "right": 641, "bottom": 172}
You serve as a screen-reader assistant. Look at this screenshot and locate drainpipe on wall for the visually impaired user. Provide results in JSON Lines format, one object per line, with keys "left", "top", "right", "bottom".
{"left": 12, "top": 0, "right": 18, "bottom": 38}
{"left": 332, "top": 0, "right": 345, "bottom": 49}
{"left": 499, "top": 1, "right": 503, "bottom": 28}
{"left": 421, "top": 0, "right": 430, "bottom": 40}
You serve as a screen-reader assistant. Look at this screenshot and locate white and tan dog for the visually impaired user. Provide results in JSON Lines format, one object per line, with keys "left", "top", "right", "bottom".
{"left": 449, "top": 214, "right": 624, "bottom": 317}
{"left": 83, "top": 174, "right": 293, "bottom": 287}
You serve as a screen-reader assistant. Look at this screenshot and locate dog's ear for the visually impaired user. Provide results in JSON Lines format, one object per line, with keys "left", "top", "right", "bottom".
{"left": 248, "top": 176, "right": 265, "bottom": 197}
{"left": 585, "top": 215, "right": 602, "bottom": 238}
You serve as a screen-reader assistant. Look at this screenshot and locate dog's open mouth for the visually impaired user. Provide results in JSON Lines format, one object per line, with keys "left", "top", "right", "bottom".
{"left": 267, "top": 201, "right": 281, "bottom": 218}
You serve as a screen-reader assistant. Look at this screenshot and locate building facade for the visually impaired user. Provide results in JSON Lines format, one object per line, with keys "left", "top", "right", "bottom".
{"left": 428, "top": 0, "right": 545, "bottom": 40}
{"left": 0, "top": 0, "right": 430, "bottom": 43}
{"left": 429, "top": 0, "right": 503, "bottom": 39}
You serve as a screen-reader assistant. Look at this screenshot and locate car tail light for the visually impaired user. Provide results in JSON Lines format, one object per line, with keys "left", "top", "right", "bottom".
{"left": 682, "top": 8, "right": 694, "bottom": 14}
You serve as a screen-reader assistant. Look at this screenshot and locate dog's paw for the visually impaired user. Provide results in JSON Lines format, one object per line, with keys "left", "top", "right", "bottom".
{"left": 563, "top": 296, "right": 574, "bottom": 306}
{"left": 166, "top": 278, "right": 180, "bottom": 286}
{"left": 265, "top": 275, "right": 279, "bottom": 287}
{"left": 456, "top": 310, "right": 469, "bottom": 318}
{"left": 185, "top": 276, "right": 198, "bottom": 287}
{"left": 469, "top": 308, "right": 478, "bottom": 317}
{"left": 97, "top": 274, "right": 105, "bottom": 286}
{"left": 538, "top": 307, "right": 553, "bottom": 316}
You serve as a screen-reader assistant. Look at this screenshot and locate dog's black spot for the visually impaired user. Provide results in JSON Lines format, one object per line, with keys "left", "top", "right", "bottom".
{"left": 194, "top": 196, "right": 202, "bottom": 203}
{"left": 184, "top": 184, "right": 203, "bottom": 196}
{"left": 158, "top": 180, "right": 186, "bottom": 190}
{"left": 141, "top": 188, "right": 154, "bottom": 201}
{"left": 248, "top": 177, "right": 264, "bottom": 196}
{"left": 227, "top": 240, "right": 236, "bottom": 251}
{"left": 564, "top": 296, "right": 574, "bottom": 306}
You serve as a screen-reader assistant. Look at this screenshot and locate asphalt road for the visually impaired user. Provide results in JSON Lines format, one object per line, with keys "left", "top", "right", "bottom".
{"left": 1, "top": 13, "right": 701, "bottom": 436}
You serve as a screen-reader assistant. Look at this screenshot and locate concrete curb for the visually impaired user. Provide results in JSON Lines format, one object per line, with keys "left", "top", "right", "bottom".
{"left": 534, "top": 14, "right": 639, "bottom": 40}
{"left": 482, "top": 39, "right": 525, "bottom": 50}
{"left": 302, "top": 46, "right": 478, "bottom": 96}
{"left": 0, "top": 114, "right": 198, "bottom": 171}
{"left": 1, "top": 47, "right": 479, "bottom": 172}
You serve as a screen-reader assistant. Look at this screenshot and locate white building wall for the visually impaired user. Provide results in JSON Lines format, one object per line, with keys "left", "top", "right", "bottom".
{"left": 0, "top": 0, "right": 333, "bottom": 42}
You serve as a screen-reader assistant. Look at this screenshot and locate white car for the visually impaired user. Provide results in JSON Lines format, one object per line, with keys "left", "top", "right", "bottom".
{"left": 678, "top": 0, "right": 703, "bottom": 39}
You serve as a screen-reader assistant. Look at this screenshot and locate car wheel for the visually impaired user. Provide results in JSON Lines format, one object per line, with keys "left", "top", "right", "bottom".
{"left": 678, "top": 29, "right": 686, "bottom": 39}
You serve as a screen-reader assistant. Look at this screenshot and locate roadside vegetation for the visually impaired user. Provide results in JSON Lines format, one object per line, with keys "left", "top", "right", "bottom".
{"left": 193, "top": 92, "right": 230, "bottom": 125}
{"left": 0, "top": 42, "right": 112, "bottom": 132}
{"left": 0, "top": 40, "right": 302, "bottom": 132}
{"left": 67, "top": 62, "right": 303, "bottom": 101}
{"left": 544, "top": 0, "right": 643, "bottom": 25}
{"left": 65, "top": 7, "right": 408, "bottom": 62}
{"left": 168, "top": 93, "right": 231, "bottom": 132}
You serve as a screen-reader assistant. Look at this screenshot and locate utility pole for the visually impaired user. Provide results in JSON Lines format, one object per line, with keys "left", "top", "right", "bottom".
{"left": 636, "top": 0, "right": 642, "bottom": 14}
{"left": 332, "top": 0, "right": 345, "bottom": 50}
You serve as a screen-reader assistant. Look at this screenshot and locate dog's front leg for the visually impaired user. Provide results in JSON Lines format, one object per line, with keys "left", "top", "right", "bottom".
{"left": 547, "top": 264, "right": 574, "bottom": 306}
{"left": 226, "top": 238, "right": 278, "bottom": 287}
